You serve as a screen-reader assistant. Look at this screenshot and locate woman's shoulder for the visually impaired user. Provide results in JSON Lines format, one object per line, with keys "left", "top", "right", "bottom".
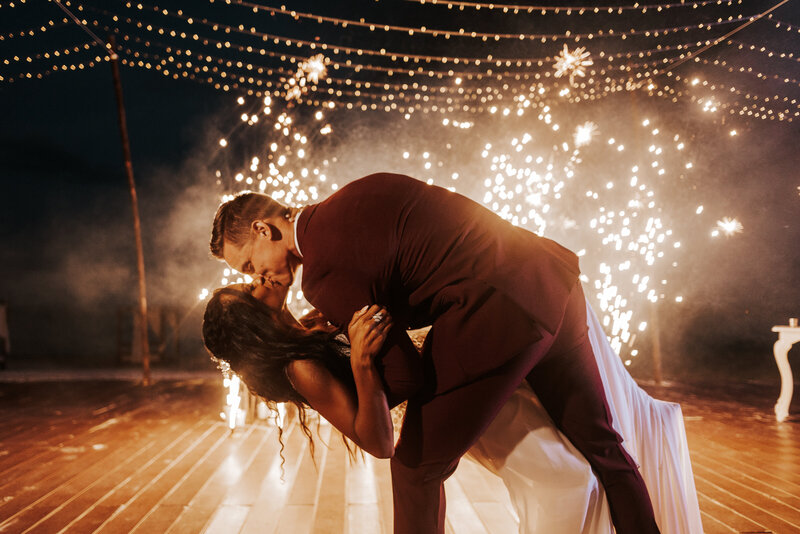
{"left": 287, "top": 358, "right": 325, "bottom": 379}
{"left": 286, "top": 359, "right": 336, "bottom": 395}
{"left": 286, "top": 358, "right": 355, "bottom": 410}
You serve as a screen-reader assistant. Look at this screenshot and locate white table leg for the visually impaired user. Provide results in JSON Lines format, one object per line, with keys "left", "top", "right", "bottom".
{"left": 774, "top": 339, "right": 794, "bottom": 423}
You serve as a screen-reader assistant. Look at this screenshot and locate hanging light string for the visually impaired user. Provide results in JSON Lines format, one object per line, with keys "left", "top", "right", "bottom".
{"left": 88, "top": 23, "right": 711, "bottom": 100}
{"left": 405, "top": 0, "right": 740, "bottom": 13}
{"left": 100, "top": 33, "right": 530, "bottom": 98}
{"left": 94, "top": 28, "right": 792, "bottom": 113}
{"left": 92, "top": 21, "right": 798, "bottom": 111}
{"left": 0, "top": 17, "right": 70, "bottom": 42}
{"left": 6, "top": 47, "right": 794, "bottom": 123}
{"left": 105, "top": 36, "right": 800, "bottom": 119}
{"left": 727, "top": 39, "right": 799, "bottom": 62}
{"left": 0, "top": 53, "right": 106, "bottom": 82}
{"left": 2, "top": 1, "right": 795, "bottom": 122}
{"left": 95, "top": 0, "right": 799, "bottom": 103}
{"left": 119, "top": 0, "right": 761, "bottom": 44}
{"left": 669, "top": 75, "right": 798, "bottom": 113}
{"left": 77, "top": 0, "right": 766, "bottom": 88}
{"left": 4, "top": 17, "right": 796, "bottom": 121}
{"left": 651, "top": 0, "right": 793, "bottom": 77}
{"left": 82, "top": 3, "right": 720, "bottom": 73}
{"left": 664, "top": 72, "right": 798, "bottom": 115}
{"left": 698, "top": 55, "right": 800, "bottom": 88}
{"left": 765, "top": 13, "right": 800, "bottom": 33}
{"left": 51, "top": 0, "right": 113, "bottom": 56}
{"left": 0, "top": 17, "right": 692, "bottom": 98}
{"left": 219, "top": 0, "right": 754, "bottom": 42}
{"left": 1, "top": 42, "right": 94, "bottom": 66}
{"left": 85, "top": 36, "right": 553, "bottom": 103}
{"left": 88, "top": 12, "right": 711, "bottom": 81}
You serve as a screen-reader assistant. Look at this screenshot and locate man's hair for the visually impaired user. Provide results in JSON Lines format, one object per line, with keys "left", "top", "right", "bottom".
{"left": 210, "top": 191, "right": 288, "bottom": 259}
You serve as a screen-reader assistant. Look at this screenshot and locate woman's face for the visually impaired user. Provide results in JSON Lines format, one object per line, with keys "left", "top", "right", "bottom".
{"left": 231, "top": 280, "right": 289, "bottom": 311}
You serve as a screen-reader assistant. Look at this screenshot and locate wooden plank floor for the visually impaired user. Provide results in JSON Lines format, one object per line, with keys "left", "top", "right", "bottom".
{"left": 1, "top": 377, "right": 798, "bottom": 533}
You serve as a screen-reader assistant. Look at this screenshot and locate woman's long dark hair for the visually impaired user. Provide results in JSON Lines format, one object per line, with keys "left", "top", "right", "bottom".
{"left": 202, "top": 287, "right": 355, "bottom": 459}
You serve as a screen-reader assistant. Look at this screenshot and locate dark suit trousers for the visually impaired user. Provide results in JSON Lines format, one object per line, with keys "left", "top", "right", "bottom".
{"left": 390, "top": 283, "right": 660, "bottom": 534}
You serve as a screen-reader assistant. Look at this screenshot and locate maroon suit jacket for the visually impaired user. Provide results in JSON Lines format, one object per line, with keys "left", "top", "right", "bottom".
{"left": 296, "top": 173, "right": 580, "bottom": 400}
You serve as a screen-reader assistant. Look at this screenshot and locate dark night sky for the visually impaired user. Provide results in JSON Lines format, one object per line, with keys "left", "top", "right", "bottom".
{"left": 0, "top": 63, "right": 232, "bottom": 364}
{"left": 0, "top": 1, "right": 798, "bottom": 381}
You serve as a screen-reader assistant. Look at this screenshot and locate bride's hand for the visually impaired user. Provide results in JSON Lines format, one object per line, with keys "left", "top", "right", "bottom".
{"left": 348, "top": 304, "right": 393, "bottom": 369}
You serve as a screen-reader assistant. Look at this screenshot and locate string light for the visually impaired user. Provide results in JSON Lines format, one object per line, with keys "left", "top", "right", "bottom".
{"left": 211, "top": 0, "right": 756, "bottom": 43}
{"left": 1, "top": 42, "right": 96, "bottom": 66}
{"left": 2, "top": 1, "right": 796, "bottom": 122}
{"left": 765, "top": 13, "right": 800, "bottom": 33}
{"left": 90, "top": 10, "right": 720, "bottom": 81}
{"left": 696, "top": 56, "right": 800, "bottom": 88}
{"left": 408, "top": 0, "right": 743, "bottom": 13}
{"left": 39, "top": 21, "right": 669, "bottom": 103}
{"left": 727, "top": 39, "right": 799, "bottom": 63}
{"left": 87, "top": 24, "right": 712, "bottom": 100}
{"left": 649, "top": 0, "right": 792, "bottom": 78}
{"left": 0, "top": 17, "right": 71, "bottom": 41}
{"left": 105, "top": 0, "right": 763, "bottom": 52}
{"left": 76, "top": 1, "right": 791, "bottom": 94}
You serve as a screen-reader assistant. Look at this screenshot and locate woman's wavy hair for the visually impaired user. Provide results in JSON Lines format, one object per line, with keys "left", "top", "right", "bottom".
{"left": 202, "top": 287, "right": 354, "bottom": 461}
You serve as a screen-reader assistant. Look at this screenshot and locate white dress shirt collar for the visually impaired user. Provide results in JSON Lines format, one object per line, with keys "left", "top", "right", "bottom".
{"left": 293, "top": 208, "right": 304, "bottom": 258}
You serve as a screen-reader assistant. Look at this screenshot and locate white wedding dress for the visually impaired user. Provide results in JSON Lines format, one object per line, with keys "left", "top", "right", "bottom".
{"left": 465, "top": 300, "right": 704, "bottom": 533}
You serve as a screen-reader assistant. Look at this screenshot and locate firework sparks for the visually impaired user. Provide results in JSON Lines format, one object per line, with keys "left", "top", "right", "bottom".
{"left": 700, "top": 98, "right": 719, "bottom": 113}
{"left": 713, "top": 217, "right": 743, "bottom": 237}
{"left": 574, "top": 121, "right": 598, "bottom": 148}
{"left": 301, "top": 54, "right": 328, "bottom": 85}
{"left": 208, "top": 79, "right": 737, "bottom": 378}
{"left": 553, "top": 45, "right": 593, "bottom": 86}
{"left": 285, "top": 54, "right": 329, "bottom": 101}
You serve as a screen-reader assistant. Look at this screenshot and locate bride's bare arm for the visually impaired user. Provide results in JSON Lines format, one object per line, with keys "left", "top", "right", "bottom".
{"left": 286, "top": 305, "right": 395, "bottom": 458}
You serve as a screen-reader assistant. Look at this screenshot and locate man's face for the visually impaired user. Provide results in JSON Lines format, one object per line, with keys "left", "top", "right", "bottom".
{"left": 222, "top": 221, "right": 299, "bottom": 291}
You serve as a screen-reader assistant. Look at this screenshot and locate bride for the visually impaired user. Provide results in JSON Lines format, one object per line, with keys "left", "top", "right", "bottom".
{"left": 203, "top": 280, "right": 702, "bottom": 533}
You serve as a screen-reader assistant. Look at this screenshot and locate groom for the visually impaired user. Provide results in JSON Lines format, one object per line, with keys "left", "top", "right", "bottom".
{"left": 210, "top": 173, "right": 660, "bottom": 533}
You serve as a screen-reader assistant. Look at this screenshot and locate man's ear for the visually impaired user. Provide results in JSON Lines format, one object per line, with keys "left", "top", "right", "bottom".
{"left": 252, "top": 220, "right": 271, "bottom": 240}
{"left": 252, "top": 219, "right": 283, "bottom": 242}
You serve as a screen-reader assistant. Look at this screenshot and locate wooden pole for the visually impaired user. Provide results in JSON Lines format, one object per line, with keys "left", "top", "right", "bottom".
{"left": 108, "top": 35, "right": 151, "bottom": 386}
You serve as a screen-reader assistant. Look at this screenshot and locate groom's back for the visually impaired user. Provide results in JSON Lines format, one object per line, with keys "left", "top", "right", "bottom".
{"left": 300, "top": 173, "right": 578, "bottom": 326}
{"left": 297, "top": 173, "right": 581, "bottom": 389}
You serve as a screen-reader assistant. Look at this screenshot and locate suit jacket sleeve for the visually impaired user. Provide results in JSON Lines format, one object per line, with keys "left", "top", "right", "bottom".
{"left": 303, "top": 273, "right": 424, "bottom": 405}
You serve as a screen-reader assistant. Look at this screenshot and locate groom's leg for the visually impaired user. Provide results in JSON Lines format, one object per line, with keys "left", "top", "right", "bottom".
{"left": 391, "top": 332, "right": 556, "bottom": 534}
{"left": 525, "top": 284, "right": 660, "bottom": 534}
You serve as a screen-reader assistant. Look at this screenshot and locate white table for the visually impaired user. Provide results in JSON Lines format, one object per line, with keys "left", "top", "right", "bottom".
{"left": 773, "top": 325, "right": 800, "bottom": 422}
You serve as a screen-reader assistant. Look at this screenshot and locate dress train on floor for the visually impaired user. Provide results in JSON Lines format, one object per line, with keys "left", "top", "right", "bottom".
{"left": 466, "top": 300, "right": 704, "bottom": 533}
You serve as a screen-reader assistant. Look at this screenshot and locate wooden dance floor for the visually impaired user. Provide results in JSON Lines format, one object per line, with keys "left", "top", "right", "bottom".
{"left": 0, "top": 376, "right": 798, "bottom": 534}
